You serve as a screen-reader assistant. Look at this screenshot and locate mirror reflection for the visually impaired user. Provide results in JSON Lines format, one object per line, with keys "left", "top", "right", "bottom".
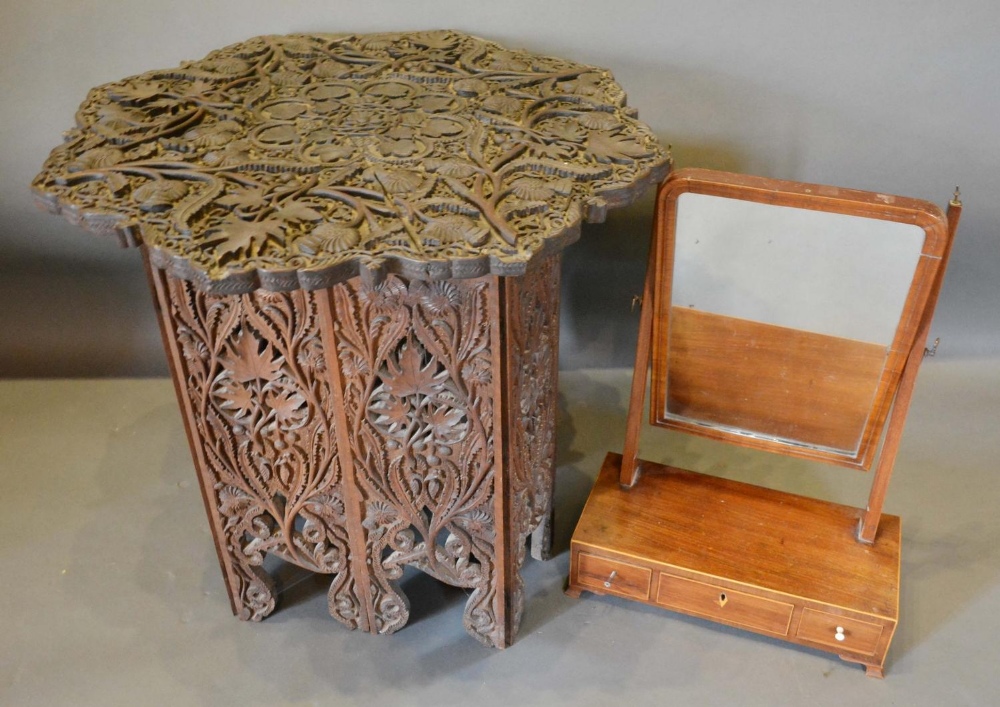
{"left": 666, "top": 192, "right": 926, "bottom": 455}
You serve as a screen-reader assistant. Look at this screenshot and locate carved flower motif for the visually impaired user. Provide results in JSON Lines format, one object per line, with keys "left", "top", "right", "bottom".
{"left": 68, "top": 146, "right": 124, "bottom": 172}
{"left": 280, "top": 38, "right": 320, "bottom": 57}
{"left": 418, "top": 281, "right": 462, "bottom": 314}
{"left": 455, "top": 509, "right": 494, "bottom": 537}
{"left": 218, "top": 484, "right": 257, "bottom": 517}
{"left": 420, "top": 117, "right": 464, "bottom": 138}
{"left": 177, "top": 326, "right": 208, "bottom": 362}
{"left": 509, "top": 177, "right": 555, "bottom": 201}
{"left": 357, "top": 278, "right": 407, "bottom": 309}
{"left": 362, "top": 500, "right": 399, "bottom": 530}
{"left": 309, "top": 142, "right": 355, "bottom": 163}
{"left": 452, "top": 78, "right": 490, "bottom": 96}
{"left": 359, "top": 36, "right": 393, "bottom": 51}
{"left": 371, "top": 167, "right": 424, "bottom": 194}
{"left": 578, "top": 110, "right": 621, "bottom": 131}
{"left": 586, "top": 131, "right": 652, "bottom": 164}
{"left": 366, "top": 82, "right": 414, "bottom": 109}
{"left": 313, "top": 59, "right": 351, "bottom": 78}
{"left": 296, "top": 223, "right": 360, "bottom": 255}
{"left": 408, "top": 30, "right": 460, "bottom": 51}
{"left": 132, "top": 179, "right": 189, "bottom": 212}
{"left": 562, "top": 71, "right": 605, "bottom": 96}
{"left": 338, "top": 352, "right": 369, "bottom": 378}
{"left": 422, "top": 214, "right": 489, "bottom": 247}
{"left": 295, "top": 337, "right": 326, "bottom": 371}
{"left": 205, "top": 57, "right": 250, "bottom": 75}
{"left": 424, "top": 157, "right": 478, "bottom": 179}
{"left": 184, "top": 129, "right": 230, "bottom": 149}
{"left": 481, "top": 95, "right": 523, "bottom": 117}
{"left": 460, "top": 354, "right": 492, "bottom": 386}
{"left": 488, "top": 50, "right": 531, "bottom": 72}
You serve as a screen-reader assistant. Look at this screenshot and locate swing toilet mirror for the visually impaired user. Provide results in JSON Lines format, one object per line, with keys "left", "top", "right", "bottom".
{"left": 649, "top": 170, "right": 951, "bottom": 470}
{"left": 570, "top": 167, "right": 961, "bottom": 677}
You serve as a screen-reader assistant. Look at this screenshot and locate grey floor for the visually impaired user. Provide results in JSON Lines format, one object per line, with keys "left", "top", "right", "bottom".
{"left": 2, "top": 362, "right": 999, "bottom": 706}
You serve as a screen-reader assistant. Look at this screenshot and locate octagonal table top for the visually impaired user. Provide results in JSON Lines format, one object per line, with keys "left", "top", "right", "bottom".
{"left": 33, "top": 30, "right": 670, "bottom": 293}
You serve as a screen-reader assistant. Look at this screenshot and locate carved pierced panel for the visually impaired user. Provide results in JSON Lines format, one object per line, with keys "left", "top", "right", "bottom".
{"left": 157, "top": 273, "right": 363, "bottom": 626}
{"left": 330, "top": 275, "right": 503, "bottom": 645}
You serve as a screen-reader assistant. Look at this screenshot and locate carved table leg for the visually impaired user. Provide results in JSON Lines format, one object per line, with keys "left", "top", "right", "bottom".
{"left": 147, "top": 258, "right": 363, "bottom": 628}
{"left": 506, "top": 255, "right": 561, "bottom": 563}
{"left": 325, "top": 273, "right": 509, "bottom": 645}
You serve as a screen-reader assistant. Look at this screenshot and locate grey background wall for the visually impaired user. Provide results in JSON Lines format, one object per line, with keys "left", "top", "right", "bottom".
{"left": 2, "top": 1, "right": 997, "bottom": 377}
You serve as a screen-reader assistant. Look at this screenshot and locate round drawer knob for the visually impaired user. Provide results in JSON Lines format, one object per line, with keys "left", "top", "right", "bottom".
{"left": 835, "top": 626, "right": 846, "bottom": 642}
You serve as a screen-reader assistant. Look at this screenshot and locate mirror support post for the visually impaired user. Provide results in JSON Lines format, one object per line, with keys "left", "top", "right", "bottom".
{"left": 859, "top": 192, "right": 963, "bottom": 543}
{"left": 620, "top": 184, "right": 667, "bottom": 488}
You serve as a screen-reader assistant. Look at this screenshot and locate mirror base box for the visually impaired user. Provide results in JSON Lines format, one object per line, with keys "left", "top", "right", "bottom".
{"left": 567, "top": 453, "right": 899, "bottom": 678}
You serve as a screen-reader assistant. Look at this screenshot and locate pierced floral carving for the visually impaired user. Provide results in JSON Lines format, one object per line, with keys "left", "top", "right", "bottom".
{"left": 331, "top": 273, "right": 504, "bottom": 644}
{"left": 152, "top": 255, "right": 561, "bottom": 645}
{"left": 159, "top": 276, "right": 363, "bottom": 626}
{"left": 34, "top": 31, "right": 669, "bottom": 292}
{"left": 500, "top": 255, "right": 562, "bottom": 631}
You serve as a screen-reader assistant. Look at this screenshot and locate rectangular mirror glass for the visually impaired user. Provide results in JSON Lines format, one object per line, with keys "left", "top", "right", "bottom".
{"left": 651, "top": 173, "right": 946, "bottom": 468}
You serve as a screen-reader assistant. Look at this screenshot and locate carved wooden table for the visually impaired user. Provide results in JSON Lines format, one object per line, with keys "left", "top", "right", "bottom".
{"left": 33, "top": 30, "right": 669, "bottom": 647}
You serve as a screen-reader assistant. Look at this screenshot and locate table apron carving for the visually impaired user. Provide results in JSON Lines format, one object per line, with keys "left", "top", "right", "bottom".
{"left": 147, "top": 250, "right": 560, "bottom": 647}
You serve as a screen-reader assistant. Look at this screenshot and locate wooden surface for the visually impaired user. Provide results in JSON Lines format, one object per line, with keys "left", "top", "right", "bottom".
{"left": 859, "top": 195, "right": 963, "bottom": 541}
{"left": 32, "top": 31, "right": 669, "bottom": 293}
{"left": 665, "top": 306, "right": 888, "bottom": 454}
{"left": 649, "top": 168, "right": 950, "bottom": 470}
{"left": 569, "top": 453, "right": 900, "bottom": 674}
{"left": 574, "top": 453, "right": 900, "bottom": 617}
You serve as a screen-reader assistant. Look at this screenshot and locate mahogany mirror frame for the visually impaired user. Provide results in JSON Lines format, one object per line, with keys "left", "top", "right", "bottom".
{"left": 621, "top": 168, "right": 961, "bottom": 542}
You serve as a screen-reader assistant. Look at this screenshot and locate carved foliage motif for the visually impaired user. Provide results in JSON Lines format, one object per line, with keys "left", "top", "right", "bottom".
{"left": 504, "top": 255, "right": 562, "bottom": 628}
{"left": 34, "top": 31, "right": 669, "bottom": 291}
{"left": 162, "top": 276, "right": 362, "bottom": 625}
{"left": 330, "top": 274, "right": 503, "bottom": 645}
{"left": 509, "top": 255, "right": 561, "bottom": 533}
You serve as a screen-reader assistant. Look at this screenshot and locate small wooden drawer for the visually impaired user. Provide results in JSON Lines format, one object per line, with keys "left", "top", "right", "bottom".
{"left": 656, "top": 574, "right": 794, "bottom": 636}
{"left": 796, "top": 608, "right": 884, "bottom": 655}
{"left": 576, "top": 552, "right": 652, "bottom": 601}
